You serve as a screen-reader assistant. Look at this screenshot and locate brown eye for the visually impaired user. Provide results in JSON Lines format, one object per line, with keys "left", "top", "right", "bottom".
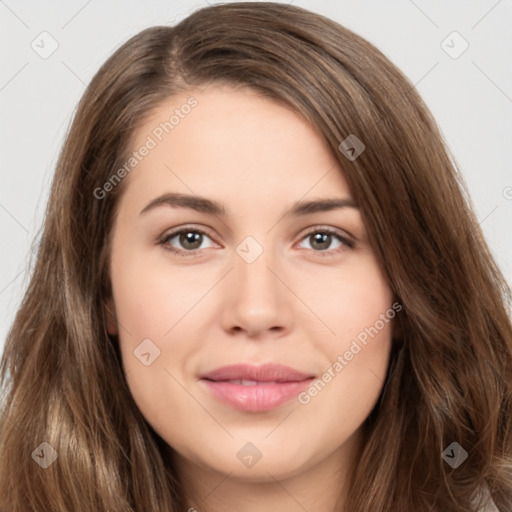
{"left": 297, "top": 227, "right": 354, "bottom": 255}
{"left": 159, "top": 227, "right": 216, "bottom": 257}
{"left": 176, "top": 231, "right": 203, "bottom": 250}
{"left": 309, "top": 232, "right": 335, "bottom": 251}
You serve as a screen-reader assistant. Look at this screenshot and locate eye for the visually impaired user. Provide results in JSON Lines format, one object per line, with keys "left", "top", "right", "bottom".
{"left": 158, "top": 226, "right": 217, "bottom": 258}
{"left": 296, "top": 227, "right": 354, "bottom": 256}
{"left": 158, "top": 225, "right": 355, "bottom": 258}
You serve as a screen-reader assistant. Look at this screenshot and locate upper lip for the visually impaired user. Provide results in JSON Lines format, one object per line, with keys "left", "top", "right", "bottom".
{"left": 199, "top": 363, "right": 314, "bottom": 382}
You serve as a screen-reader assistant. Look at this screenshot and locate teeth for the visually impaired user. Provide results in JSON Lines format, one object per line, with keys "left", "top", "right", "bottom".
{"left": 240, "top": 379, "right": 258, "bottom": 386}
{"left": 226, "top": 379, "right": 278, "bottom": 386}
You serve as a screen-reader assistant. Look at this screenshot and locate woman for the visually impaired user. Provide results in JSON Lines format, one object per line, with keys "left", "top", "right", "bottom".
{"left": 0, "top": 3, "right": 510, "bottom": 511}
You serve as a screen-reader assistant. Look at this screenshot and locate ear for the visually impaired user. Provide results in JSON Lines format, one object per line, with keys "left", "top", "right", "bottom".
{"left": 104, "top": 297, "right": 119, "bottom": 336}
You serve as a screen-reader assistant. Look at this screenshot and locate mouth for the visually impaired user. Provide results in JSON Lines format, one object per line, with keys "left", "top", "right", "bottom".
{"left": 199, "top": 363, "right": 315, "bottom": 412}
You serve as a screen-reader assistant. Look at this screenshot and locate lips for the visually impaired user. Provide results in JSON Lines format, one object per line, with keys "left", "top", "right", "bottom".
{"left": 199, "top": 363, "right": 315, "bottom": 412}
{"left": 200, "top": 363, "right": 313, "bottom": 382}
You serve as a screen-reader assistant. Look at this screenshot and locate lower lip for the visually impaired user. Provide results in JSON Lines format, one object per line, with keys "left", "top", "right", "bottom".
{"left": 200, "top": 379, "right": 313, "bottom": 412}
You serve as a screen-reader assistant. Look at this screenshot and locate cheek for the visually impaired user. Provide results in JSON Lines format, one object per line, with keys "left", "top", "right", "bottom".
{"left": 301, "top": 257, "right": 395, "bottom": 406}
{"left": 110, "top": 248, "right": 205, "bottom": 339}
{"left": 109, "top": 250, "right": 207, "bottom": 414}
{"left": 306, "top": 255, "right": 394, "bottom": 350}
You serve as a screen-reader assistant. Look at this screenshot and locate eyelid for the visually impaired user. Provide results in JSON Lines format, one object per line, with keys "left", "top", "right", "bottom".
{"left": 299, "top": 225, "right": 355, "bottom": 244}
{"left": 161, "top": 223, "right": 217, "bottom": 241}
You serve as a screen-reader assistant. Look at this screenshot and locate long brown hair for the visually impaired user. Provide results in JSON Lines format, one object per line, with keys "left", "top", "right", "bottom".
{"left": 1, "top": 3, "right": 511, "bottom": 511}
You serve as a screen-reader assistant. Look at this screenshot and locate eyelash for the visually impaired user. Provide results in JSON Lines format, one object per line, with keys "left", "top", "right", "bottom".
{"left": 158, "top": 225, "right": 355, "bottom": 259}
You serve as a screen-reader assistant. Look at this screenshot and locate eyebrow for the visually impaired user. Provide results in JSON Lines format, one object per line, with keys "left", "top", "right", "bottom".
{"left": 139, "top": 192, "right": 358, "bottom": 218}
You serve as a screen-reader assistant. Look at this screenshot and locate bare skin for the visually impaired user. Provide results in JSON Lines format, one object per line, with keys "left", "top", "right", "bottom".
{"left": 106, "top": 84, "right": 396, "bottom": 512}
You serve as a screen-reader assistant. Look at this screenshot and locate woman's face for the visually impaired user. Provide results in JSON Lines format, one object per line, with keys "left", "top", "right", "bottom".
{"left": 106, "top": 84, "right": 396, "bottom": 484}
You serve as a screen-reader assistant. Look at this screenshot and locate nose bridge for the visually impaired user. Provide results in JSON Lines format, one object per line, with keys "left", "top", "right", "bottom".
{"left": 234, "top": 233, "right": 279, "bottom": 300}
{"left": 222, "top": 232, "right": 291, "bottom": 336}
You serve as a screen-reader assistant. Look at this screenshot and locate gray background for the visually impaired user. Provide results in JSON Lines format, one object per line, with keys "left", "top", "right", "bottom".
{"left": 1, "top": 0, "right": 511, "bottom": 356}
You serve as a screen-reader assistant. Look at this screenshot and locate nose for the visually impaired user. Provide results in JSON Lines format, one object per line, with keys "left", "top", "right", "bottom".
{"left": 220, "top": 246, "right": 294, "bottom": 339}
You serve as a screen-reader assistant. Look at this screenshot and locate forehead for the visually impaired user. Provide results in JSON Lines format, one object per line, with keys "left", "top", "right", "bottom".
{"left": 120, "top": 84, "right": 352, "bottom": 214}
